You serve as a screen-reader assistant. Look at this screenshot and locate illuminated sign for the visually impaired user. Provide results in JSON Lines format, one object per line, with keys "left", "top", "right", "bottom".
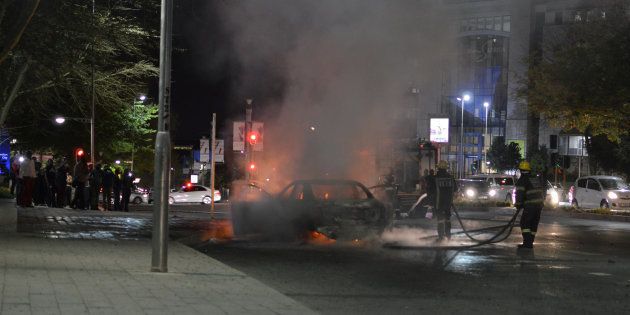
{"left": 429, "top": 118, "right": 449, "bottom": 143}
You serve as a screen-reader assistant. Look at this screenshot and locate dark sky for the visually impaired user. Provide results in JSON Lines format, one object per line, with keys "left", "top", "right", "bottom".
{"left": 170, "top": 1, "right": 234, "bottom": 144}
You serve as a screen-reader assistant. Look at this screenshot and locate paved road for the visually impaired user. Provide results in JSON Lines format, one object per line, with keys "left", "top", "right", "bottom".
{"left": 198, "top": 208, "right": 630, "bottom": 314}
{"left": 15, "top": 204, "right": 630, "bottom": 314}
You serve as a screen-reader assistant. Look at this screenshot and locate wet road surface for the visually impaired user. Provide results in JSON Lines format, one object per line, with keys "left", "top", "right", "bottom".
{"left": 15, "top": 204, "right": 630, "bottom": 314}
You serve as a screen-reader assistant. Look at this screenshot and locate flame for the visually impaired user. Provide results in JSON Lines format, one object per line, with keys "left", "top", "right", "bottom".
{"left": 307, "top": 230, "right": 336, "bottom": 245}
{"left": 201, "top": 219, "right": 233, "bottom": 241}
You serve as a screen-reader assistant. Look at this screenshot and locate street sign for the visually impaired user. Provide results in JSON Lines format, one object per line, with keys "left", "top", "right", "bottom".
{"left": 214, "top": 139, "right": 224, "bottom": 163}
{"left": 200, "top": 138, "right": 210, "bottom": 162}
{"left": 233, "top": 122, "right": 245, "bottom": 151}
{"left": 252, "top": 122, "right": 264, "bottom": 151}
{"left": 429, "top": 118, "right": 449, "bottom": 143}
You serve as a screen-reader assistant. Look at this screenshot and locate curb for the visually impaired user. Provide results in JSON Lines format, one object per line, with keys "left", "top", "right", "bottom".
{"left": 567, "top": 211, "right": 630, "bottom": 223}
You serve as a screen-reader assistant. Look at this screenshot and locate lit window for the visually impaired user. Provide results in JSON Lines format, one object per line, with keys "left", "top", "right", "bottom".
{"left": 502, "top": 16, "right": 511, "bottom": 32}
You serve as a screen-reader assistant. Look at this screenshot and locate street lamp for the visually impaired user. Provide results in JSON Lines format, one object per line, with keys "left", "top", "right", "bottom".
{"left": 54, "top": 116, "right": 94, "bottom": 163}
{"left": 483, "top": 101, "right": 490, "bottom": 173}
{"left": 457, "top": 94, "right": 471, "bottom": 179}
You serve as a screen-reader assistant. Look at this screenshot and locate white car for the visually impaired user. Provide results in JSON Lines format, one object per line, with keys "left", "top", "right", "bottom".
{"left": 571, "top": 176, "right": 630, "bottom": 209}
{"left": 468, "top": 174, "right": 516, "bottom": 203}
{"left": 168, "top": 184, "right": 221, "bottom": 205}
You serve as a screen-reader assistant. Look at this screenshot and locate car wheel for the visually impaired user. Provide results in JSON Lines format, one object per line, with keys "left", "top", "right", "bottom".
{"left": 133, "top": 197, "right": 142, "bottom": 204}
{"left": 168, "top": 197, "right": 174, "bottom": 205}
{"left": 600, "top": 200, "right": 610, "bottom": 209}
{"left": 202, "top": 196, "right": 212, "bottom": 204}
{"left": 571, "top": 199, "right": 578, "bottom": 209}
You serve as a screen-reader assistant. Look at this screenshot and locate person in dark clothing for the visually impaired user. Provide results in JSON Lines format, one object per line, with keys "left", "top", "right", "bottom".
{"left": 10, "top": 156, "right": 19, "bottom": 196}
{"left": 101, "top": 165, "right": 114, "bottom": 211}
{"left": 121, "top": 168, "right": 133, "bottom": 212}
{"left": 113, "top": 168, "right": 122, "bottom": 211}
{"left": 514, "top": 161, "right": 546, "bottom": 249}
{"left": 45, "top": 159, "right": 56, "bottom": 207}
{"left": 425, "top": 169, "right": 436, "bottom": 210}
{"left": 429, "top": 161, "right": 456, "bottom": 240}
{"left": 88, "top": 164, "right": 103, "bottom": 210}
{"left": 34, "top": 161, "right": 47, "bottom": 206}
{"left": 72, "top": 157, "right": 89, "bottom": 210}
{"left": 55, "top": 159, "right": 69, "bottom": 208}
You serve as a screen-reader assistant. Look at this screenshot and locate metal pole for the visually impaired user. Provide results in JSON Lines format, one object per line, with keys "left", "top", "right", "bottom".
{"left": 90, "top": 0, "right": 95, "bottom": 165}
{"left": 152, "top": 0, "right": 173, "bottom": 273}
{"left": 460, "top": 99, "right": 464, "bottom": 179}
{"left": 210, "top": 113, "right": 217, "bottom": 217}
{"left": 245, "top": 99, "right": 252, "bottom": 182}
{"left": 484, "top": 105, "right": 488, "bottom": 173}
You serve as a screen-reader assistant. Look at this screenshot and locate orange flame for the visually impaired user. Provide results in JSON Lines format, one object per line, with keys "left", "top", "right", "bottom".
{"left": 307, "top": 230, "right": 336, "bottom": 245}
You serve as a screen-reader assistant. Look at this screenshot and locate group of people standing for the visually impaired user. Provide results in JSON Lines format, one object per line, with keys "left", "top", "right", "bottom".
{"left": 10, "top": 153, "right": 135, "bottom": 212}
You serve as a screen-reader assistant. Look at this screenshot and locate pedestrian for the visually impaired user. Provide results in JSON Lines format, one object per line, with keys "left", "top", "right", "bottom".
{"left": 425, "top": 169, "right": 436, "bottom": 209}
{"left": 429, "top": 161, "right": 456, "bottom": 240}
{"left": 18, "top": 152, "right": 36, "bottom": 207}
{"left": 71, "top": 156, "right": 89, "bottom": 210}
{"left": 45, "top": 159, "right": 57, "bottom": 207}
{"left": 9, "top": 155, "right": 20, "bottom": 196}
{"left": 101, "top": 165, "right": 114, "bottom": 211}
{"left": 121, "top": 168, "right": 133, "bottom": 212}
{"left": 55, "top": 159, "right": 70, "bottom": 208}
{"left": 514, "top": 161, "right": 546, "bottom": 249}
{"left": 34, "top": 160, "right": 47, "bottom": 206}
{"left": 89, "top": 164, "right": 103, "bottom": 210}
{"left": 113, "top": 168, "right": 122, "bottom": 211}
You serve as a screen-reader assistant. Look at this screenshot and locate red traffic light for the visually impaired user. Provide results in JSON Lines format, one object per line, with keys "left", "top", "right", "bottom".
{"left": 249, "top": 163, "right": 256, "bottom": 171}
{"left": 248, "top": 132, "right": 258, "bottom": 145}
{"left": 75, "top": 148, "right": 85, "bottom": 159}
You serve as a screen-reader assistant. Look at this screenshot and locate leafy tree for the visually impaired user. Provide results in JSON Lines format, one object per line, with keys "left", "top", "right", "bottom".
{"left": 0, "top": 0, "right": 159, "bottom": 166}
{"left": 587, "top": 134, "right": 630, "bottom": 179}
{"left": 487, "top": 136, "right": 522, "bottom": 173}
{"left": 518, "top": 2, "right": 630, "bottom": 142}
{"left": 527, "top": 145, "right": 549, "bottom": 176}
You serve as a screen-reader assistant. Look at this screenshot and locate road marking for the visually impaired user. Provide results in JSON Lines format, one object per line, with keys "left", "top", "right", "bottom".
{"left": 589, "top": 272, "right": 612, "bottom": 276}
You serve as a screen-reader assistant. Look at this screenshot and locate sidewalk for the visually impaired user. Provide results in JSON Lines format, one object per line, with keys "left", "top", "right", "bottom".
{"left": 1, "top": 207, "right": 314, "bottom": 314}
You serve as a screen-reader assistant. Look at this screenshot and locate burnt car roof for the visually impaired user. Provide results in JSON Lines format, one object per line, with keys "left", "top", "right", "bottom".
{"left": 283, "top": 179, "right": 375, "bottom": 197}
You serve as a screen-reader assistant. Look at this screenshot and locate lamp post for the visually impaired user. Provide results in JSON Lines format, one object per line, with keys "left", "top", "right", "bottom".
{"left": 483, "top": 101, "right": 489, "bottom": 173}
{"left": 457, "top": 94, "right": 470, "bottom": 179}
{"left": 54, "top": 116, "right": 94, "bottom": 163}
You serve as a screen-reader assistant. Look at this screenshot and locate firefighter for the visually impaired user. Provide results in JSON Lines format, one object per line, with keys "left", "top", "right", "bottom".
{"left": 431, "top": 160, "right": 456, "bottom": 240}
{"left": 514, "top": 161, "right": 545, "bottom": 249}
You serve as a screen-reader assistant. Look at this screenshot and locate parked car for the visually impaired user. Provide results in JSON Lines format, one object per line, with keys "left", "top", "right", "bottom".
{"left": 467, "top": 174, "right": 515, "bottom": 203}
{"left": 231, "top": 179, "right": 392, "bottom": 240}
{"left": 130, "top": 188, "right": 150, "bottom": 204}
{"left": 569, "top": 176, "right": 630, "bottom": 209}
{"left": 168, "top": 184, "right": 221, "bottom": 205}
{"left": 457, "top": 179, "right": 491, "bottom": 200}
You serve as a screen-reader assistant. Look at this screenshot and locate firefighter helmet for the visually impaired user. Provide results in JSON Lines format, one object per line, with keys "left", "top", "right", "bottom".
{"left": 519, "top": 161, "right": 532, "bottom": 171}
{"left": 437, "top": 160, "right": 449, "bottom": 169}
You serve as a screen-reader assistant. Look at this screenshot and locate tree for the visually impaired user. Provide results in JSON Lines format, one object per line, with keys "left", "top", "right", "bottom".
{"left": 0, "top": 0, "right": 159, "bottom": 162}
{"left": 518, "top": 2, "right": 630, "bottom": 142}
{"left": 487, "top": 136, "right": 522, "bottom": 173}
{"left": 586, "top": 134, "right": 630, "bottom": 179}
{"left": 527, "top": 145, "right": 549, "bottom": 176}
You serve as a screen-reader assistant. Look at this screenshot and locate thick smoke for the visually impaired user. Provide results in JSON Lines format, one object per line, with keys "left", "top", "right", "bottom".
{"left": 217, "top": 0, "right": 454, "bottom": 189}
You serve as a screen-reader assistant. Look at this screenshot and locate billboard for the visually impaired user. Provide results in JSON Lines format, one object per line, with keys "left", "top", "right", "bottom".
{"left": 429, "top": 118, "right": 449, "bottom": 143}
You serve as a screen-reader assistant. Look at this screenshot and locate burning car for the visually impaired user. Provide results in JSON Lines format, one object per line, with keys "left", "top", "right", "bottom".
{"left": 231, "top": 179, "right": 393, "bottom": 241}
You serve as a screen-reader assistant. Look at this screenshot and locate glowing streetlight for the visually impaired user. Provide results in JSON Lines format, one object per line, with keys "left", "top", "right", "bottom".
{"left": 139, "top": 94, "right": 147, "bottom": 102}
{"left": 54, "top": 117, "right": 66, "bottom": 124}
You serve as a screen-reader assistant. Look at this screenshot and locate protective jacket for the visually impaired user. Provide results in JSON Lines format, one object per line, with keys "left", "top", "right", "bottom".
{"left": 514, "top": 172, "right": 545, "bottom": 248}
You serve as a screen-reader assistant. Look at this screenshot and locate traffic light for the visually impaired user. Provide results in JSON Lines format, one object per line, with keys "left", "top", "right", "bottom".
{"left": 248, "top": 131, "right": 259, "bottom": 145}
{"left": 248, "top": 162, "right": 256, "bottom": 171}
{"left": 75, "top": 148, "right": 85, "bottom": 161}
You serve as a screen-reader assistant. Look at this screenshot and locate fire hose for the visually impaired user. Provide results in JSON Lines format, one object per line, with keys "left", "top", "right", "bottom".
{"left": 383, "top": 204, "right": 522, "bottom": 250}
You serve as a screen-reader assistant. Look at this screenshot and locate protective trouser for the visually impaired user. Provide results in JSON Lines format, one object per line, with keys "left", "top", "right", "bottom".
{"left": 520, "top": 207, "right": 542, "bottom": 247}
{"left": 436, "top": 207, "right": 452, "bottom": 239}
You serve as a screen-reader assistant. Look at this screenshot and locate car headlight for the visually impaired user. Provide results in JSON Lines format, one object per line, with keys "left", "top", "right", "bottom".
{"left": 488, "top": 189, "right": 497, "bottom": 197}
{"left": 608, "top": 192, "right": 618, "bottom": 200}
{"left": 465, "top": 188, "right": 476, "bottom": 198}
